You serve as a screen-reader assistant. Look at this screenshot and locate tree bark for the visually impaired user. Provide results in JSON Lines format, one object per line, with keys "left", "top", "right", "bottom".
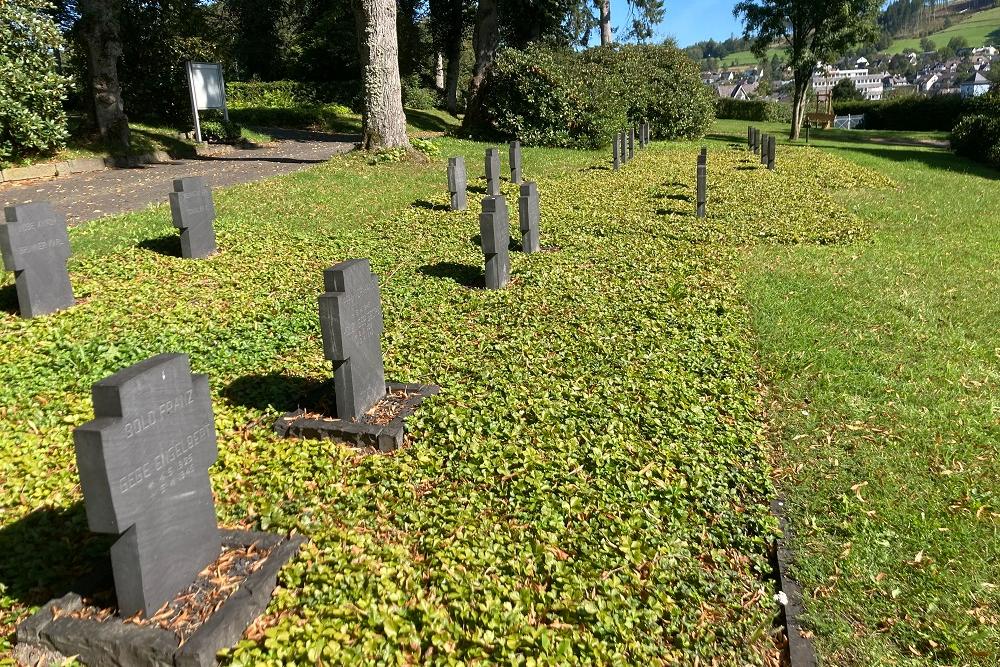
{"left": 351, "top": 0, "right": 410, "bottom": 149}
{"left": 445, "top": 46, "right": 462, "bottom": 114}
{"left": 434, "top": 52, "right": 446, "bottom": 91}
{"left": 599, "top": 0, "right": 611, "bottom": 46}
{"left": 78, "top": 0, "right": 130, "bottom": 151}
{"left": 462, "top": 0, "right": 498, "bottom": 129}
{"left": 790, "top": 71, "right": 809, "bottom": 140}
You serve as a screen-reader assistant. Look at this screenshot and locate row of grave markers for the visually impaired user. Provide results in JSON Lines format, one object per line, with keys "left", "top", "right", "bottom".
{"left": 447, "top": 142, "right": 541, "bottom": 290}
{"left": 748, "top": 126, "right": 777, "bottom": 170}
{"left": 612, "top": 121, "right": 651, "bottom": 170}
{"left": 1, "top": 177, "right": 218, "bottom": 319}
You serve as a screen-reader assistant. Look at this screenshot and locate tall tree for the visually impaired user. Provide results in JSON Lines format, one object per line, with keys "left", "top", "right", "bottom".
{"left": 78, "top": 0, "right": 130, "bottom": 149}
{"left": 351, "top": 0, "right": 410, "bottom": 148}
{"left": 462, "top": 0, "right": 498, "bottom": 129}
{"left": 598, "top": 0, "right": 611, "bottom": 45}
{"left": 734, "top": 0, "right": 879, "bottom": 140}
{"left": 429, "top": 0, "right": 468, "bottom": 113}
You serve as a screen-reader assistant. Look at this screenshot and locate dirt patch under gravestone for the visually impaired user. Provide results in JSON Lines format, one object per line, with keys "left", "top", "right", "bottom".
{"left": 1, "top": 128, "right": 356, "bottom": 225}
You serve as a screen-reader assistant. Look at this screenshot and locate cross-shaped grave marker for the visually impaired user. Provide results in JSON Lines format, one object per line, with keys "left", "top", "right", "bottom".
{"left": 0, "top": 202, "right": 74, "bottom": 318}
{"left": 73, "top": 353, "right": 220, "bottom": 618}
{"left": 168, "top": 177, "right": 217, "bottom": 258}
{"left": 485, "top": 148, "right": 501, "bottom": 196}
{"left": 319, "top": 259, "right": 387, "bottom": 421}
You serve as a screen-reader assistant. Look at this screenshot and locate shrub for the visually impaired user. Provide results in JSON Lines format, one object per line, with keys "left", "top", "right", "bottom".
{"left": 715, "top": 98, "right": 791, "bottom": 122}
{"left": 199, "top": 117, "right": 243, "bottom": 144}
{"left": 227, "top": 81, "right": 360, "bottom": 112}
{"left": 472, "top": 44, "right": 713, "bottom": 148}
{"left": 0, "top": 0, "right": 70, "bottom": 163}
{"left": 951, "top": 91, "right": 1000, "bottom": 169}
{"left": 401, "top": 75, "right": 439, "bottom": 110}
{"left": 833, "top": 95, "right": 967, "bottom": 131}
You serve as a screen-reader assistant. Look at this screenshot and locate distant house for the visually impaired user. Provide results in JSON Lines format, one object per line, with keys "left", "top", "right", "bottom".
{"left": 811, "top": 67, "right": 884, "bottom": 100}
{"left": 855, "top": 56, "right": 870, "bottom": 68}
{"left": 972, "top": 46, "right": 998, "bottom": 57}
{"left": 714, "top": 81, "right": 758, "bottom": 100}
{"left": 960, "top": 72, "right": 992, "bottom": 98}
{"left": 916, "top": 73, "right": 940, "bottom": 92}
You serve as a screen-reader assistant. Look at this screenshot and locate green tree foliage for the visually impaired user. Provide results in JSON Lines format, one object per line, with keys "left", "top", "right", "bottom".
{"left": 0, "top": 0, "right": 70, "bottom": 162}
{"left": 734, "top": 0, "right": 880, "bottom": 139}
{"left": 832, "top": 77, "right": 864, "bottom": 101}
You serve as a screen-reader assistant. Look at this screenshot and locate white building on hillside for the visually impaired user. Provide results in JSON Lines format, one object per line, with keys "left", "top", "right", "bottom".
{"left": 960, "top": 72, "right": 992, "bottom": 98}
{"left": 811, "top": 67, "right": 885, "bottom": 100}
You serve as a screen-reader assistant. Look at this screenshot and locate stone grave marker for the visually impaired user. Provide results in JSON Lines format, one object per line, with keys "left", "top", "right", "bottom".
{"left": 696, "top": 150, "right": 707, "bottom": 219}
{"left": 613, "top": 133, "right": 621, "bottom": 171}
{"left": 509, "top": 140, "right": 522, "bottom": 184}
{"left": 628, "top": 128, "right": 635, "bottom": 160}
{"left": 519, "top": 182, "right": 540, "bottom": 254}
{"left": 761, "top": 134, "right": 770, "bottom": 165}
{"left": 168, "top": 177, "right": 217, "bottom": 258}
{"left": 480, "top": 196, "right": 510, "bottom": 289}
{"left": 751, "top": 127, "right": 759, "bottom": 152}
{"left": 73, "top": 353, "right": 220, "bottom": 618}
{"left": 485, "top": 147, "right": 501, "bottom": 196}
{"left": 447, "top": 157, "right": 467, "bottom": 210}
{"left": 0, "top": 202, "right": 74, "bottom": 318}
{"left": 768, "top": 135, "right": 776, "bottom": 170}
{"left": 319, "top": 258, "right": 387, "bottom": 421}
{"left": 619, "top": 131, "right": 628, "bottom": 164}
{"left": 748, "top": 126, "right": 753, "bottom": 149}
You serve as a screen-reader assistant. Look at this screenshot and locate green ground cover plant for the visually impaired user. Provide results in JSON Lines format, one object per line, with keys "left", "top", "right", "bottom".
{"left": 712, "top": 119, "right": 1000, "bottom": 664}
{"left": 1, "top": 131, "right": 884, "bottom": 663}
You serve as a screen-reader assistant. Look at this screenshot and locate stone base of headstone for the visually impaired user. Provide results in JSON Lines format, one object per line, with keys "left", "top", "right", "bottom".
{"left": 16, "top": 529, "right": 305, "bottom": 667}
{"left": 274, "top": 382, "right": 440, "bottom": 452}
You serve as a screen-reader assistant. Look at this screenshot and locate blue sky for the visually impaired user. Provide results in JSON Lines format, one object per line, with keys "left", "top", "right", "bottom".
{"left": 607, "top": 0, "right": 745, "bottom": 47}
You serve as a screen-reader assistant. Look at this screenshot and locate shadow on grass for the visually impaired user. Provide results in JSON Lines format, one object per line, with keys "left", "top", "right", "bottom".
{"left": 417, "top": 262, "right": 482, "bottom": 289}
{"left": 0, "top": 504, "right": 115, "bottom": 609}
{"left": 0, "top": 283, "right": 19, "bottom": 315}
{"left": 138, "top": 234, "right": 181, "bottom": 257}
{"left": 412, "top": 200, "right": 450, "bottom": 212}
{"left": 404, "top": 109, "right": 460, "bottom": 133}
{"left": 130, "top": 128, "right": 197, "bottom": 159}
{"left": 223, "top": 374, "right": 331, "bottom": 413}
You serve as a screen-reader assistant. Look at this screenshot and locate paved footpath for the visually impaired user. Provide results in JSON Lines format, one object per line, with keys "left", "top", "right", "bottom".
{"left": 1, "top": 128, "right": 355, "bottom": 224}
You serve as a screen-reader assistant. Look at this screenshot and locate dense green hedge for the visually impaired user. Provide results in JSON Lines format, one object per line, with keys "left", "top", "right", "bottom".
{"left": 715, "top": 98, "right": 791, "bottom": 123}
{"left": 0, "top": 0, "right": 69, "bottom": 163}
{"left": 951, "top": 91, "right": 1000, "bottom": 169}
{"left": 833, "top": 95, "right": 967, "bottom": 131}
{"left": 472, "top": 45, "right": 714, "bottom": 148}
{"left": 227, "top": 80, "right": 360, "bottom": 112}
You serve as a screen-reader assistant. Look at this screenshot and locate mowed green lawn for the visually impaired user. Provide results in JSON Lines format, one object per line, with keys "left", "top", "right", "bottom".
{"left": 892, "top": 5, "right": 1000, "bottom": 54}
{"left": 712, "top": 119, "right": 1000, "bottom": 663}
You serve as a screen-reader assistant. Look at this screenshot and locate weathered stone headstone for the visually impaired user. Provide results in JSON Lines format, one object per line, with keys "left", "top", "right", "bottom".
{"left": 620, "top": 131, "right": 628, "bottom": 164}
{"left": 509, "top": 140, "right": 522, "bottom": 184}
{"left": 447, "top": 157, "right": 467, "bottom": 210}
{"left": 518, "top": 182, "right": 540, "bottom": 254}
{"left": 480, "top": 196, "right": 510, "bottom": 289}
{"left": 73, "top": 353, "right": 220, "bottom": 618}
{"left": 168, "top": 177, "right": 217, "bottom": 258}
{"left": 760, "top": 134, "right": 768, "bottom": 165}
{"left": 0, "top": 202, "right": 74, "bottom": 318}
{"left": 319, "top": 258, "right": 387, "bottom": 421}
{"left": 748, "top": 126, "right": 753, "bottom": 149}
{"left": 751, "top": 127, "right": 759, "bottom": 152}
{"left": 628, "top": 128, "right": 635, "bottom": 160}
{"left": 613, "top": 133, "right": 621, "bottom": 171}
{"left": 696, "top": 150, "right": 707, "bottom": 219}
{"left": 768, "top": 135, "right": 776, "bottom": 170}
{"left": 485, "top": 147, "right": 501, "bottom": 196}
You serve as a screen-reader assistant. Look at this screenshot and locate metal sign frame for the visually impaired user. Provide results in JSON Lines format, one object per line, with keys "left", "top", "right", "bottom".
{"left": 185, "top": 61, "right": 228, "bottom": 143}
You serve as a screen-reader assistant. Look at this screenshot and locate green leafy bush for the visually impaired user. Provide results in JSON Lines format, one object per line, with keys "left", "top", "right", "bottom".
{"left": 951, "top": 92, "right": 1000, "bottom": 169}
{"left": 0, "top": 0, "right": 70, "bottom": 163}
{"left": 227, "top": 80, "right": 360, "bottom": 112}
{"left": 401, "top": 75, "right": 439, "bottom": 111}
{"left": 472, "top": 44, "right": 713, "bottom": 148}
{"left": 833, "top": 95, "right": 967, "bottom": 131}
{"left": 715, "top": 98, "right": 791, "bottom": 122}
{"left": 199, "top": 117, "right": 244, "bottom": 144}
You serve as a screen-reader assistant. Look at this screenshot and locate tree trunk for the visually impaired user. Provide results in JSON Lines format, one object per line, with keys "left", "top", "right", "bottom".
{"left": 790, "top": 73, "right": 809, "bottom": 140}
{"left": 351, "top": 0, "right": 410, "bottom": 149}
{"left": 462, "top": 0, "right": 499, "bottom": 129}
{"left": 434, "top": 52, "right": 446, "bottom": 91}
{"left": 445, "top": 46, "right": 461, "bottom": 114}
{"left": 599, "top": 0, "right": 611, "bottom": 46}
{"left": 78, "top": 0, "right": 130, "bottom": 151}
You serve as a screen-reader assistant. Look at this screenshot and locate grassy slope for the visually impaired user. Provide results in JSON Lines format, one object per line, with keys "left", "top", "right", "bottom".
{"left": 713, "top": 119, "right": 1000, "bottom": 664}
{"left": 4, "top": 134, "right": 859, "bottom": 663}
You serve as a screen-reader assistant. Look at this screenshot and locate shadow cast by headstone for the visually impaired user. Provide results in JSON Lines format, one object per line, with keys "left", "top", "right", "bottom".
{"left": 0, "top": 504, "right": 115, "bottom": 609}
{"left": 223, "top": 374, "right": 332, "bottom": 413}
{"left": 467, "top": 185, "right": 487, "bottom": 195}
{"left": 662, "top": 194, "right": 691, "bottom": 202}
{"left": 412, "top": 200, "right": 450, "bottom": 212}
{"left": 582, "top": 165, "right": 611, "bottom": 172}
{"left": 417, "top": 262, "right": 483, "bottom": 289}
{"left": 0, "top": 283, "right": 19, "bottom": 315}
{"left": 137, "top": 234, "right": 181, "bottom": 257}
{"left": 736, "top": 165, "right": 757, "bottom": 171}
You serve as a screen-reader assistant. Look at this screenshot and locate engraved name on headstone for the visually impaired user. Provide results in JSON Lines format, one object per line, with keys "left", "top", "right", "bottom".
{"left": 447, "top": 157, "right": 468, "bottom": 210}
{"left": 168, "top": 177, "right": 217, "bottom": 258}
{"left": 518, "top": 182, "right": 540, "bottom": 254}
{"left": 0, "top": 202, "right": 74, "bottom": 318}
{"left": 73, "top": 353, "right": 220, "bottom": 618}
{"left": 485, "top": 147, "right": 501, "bottom": 196}
{"left": 319, "top": 258, "right": 387, "bottom": 420}
{"left": 509, "top": 140, "right": 522, "bottom": 185}
{"left": 480, "top": 196, "right": 510, "bottom": 289}
{"left": 613, "top": 132, "right": 621, "bottom": 171}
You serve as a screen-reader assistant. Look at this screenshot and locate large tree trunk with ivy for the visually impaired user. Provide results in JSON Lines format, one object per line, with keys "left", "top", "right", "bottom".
{"left": 351, "top": 0, "right": 409, "bottom": 149}
{"left": 462, "top": 0, "right": 498, "bottom": 130}
{"left": 599, "top": 0, "right": 612, "bottom": 45}
{"left": 789, "top": 67, "right": 811, "bottom": 140}
{"left": 79, "top": 0, "right": 130, "bottom": 151}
